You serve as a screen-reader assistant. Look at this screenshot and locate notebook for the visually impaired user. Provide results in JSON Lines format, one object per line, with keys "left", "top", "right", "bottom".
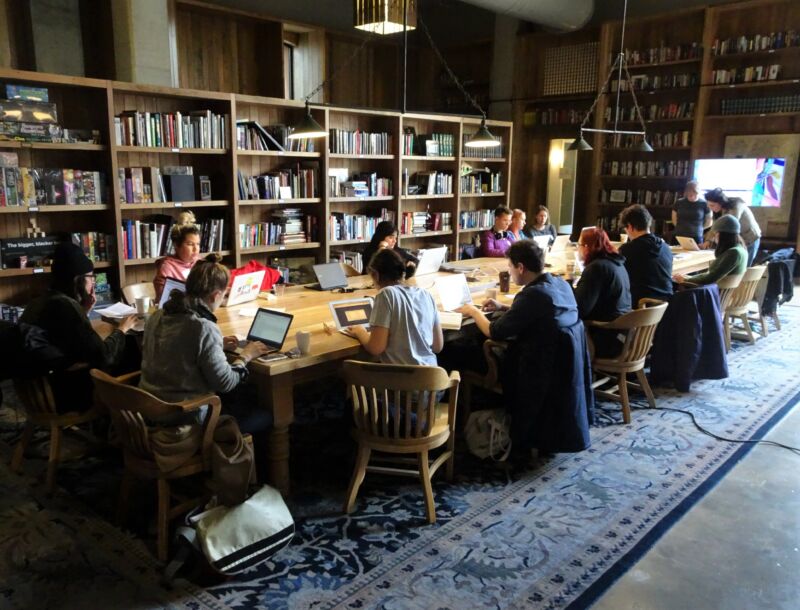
{"left": 230, "top": 307, "right": 294, "bottom": 355}
{"left": 434, "top": 273, "right": 473, "bottom": 311}
{"left": 415, "top": 246, "right": 448, "bottom": 276}
{"left": 306, "top": 262, "right": 348, "bottom": 291}
{"left": 158, "top": 278, "right": 186, "bottom": 308}
{"left": 675, "top": 236, "right": 700, "bottom": 251}
{"left": 329, "top": 297, "right": 374, "bottom": 330}
{"left": 222, "top": 270, "right": 266, "bottom": 307}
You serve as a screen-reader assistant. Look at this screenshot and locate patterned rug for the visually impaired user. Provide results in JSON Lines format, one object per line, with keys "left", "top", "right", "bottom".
{"left": 0, "top": 307, "right": 798, "bottom": 610}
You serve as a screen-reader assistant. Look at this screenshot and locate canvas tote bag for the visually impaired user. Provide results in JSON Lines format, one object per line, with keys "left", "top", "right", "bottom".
{"left": 464, "top": 408, "right": 512, "bottom": 461}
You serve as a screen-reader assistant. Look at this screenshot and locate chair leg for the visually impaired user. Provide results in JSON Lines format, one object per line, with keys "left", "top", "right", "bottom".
{"left": 445, "top": 433, "right": 456, "bottom": 482}
{"left": 10, "top": 422, "right": 35, "bottom": 473}
{"left": 156, "top": 478, "right": 171, "bottom": 562}
{"left": 619, "top": 373, "right": 631, "bottom": 424}
{"left": 740, "top": 314, "right": 756, "bottom": 344}
{"left": 772, "top": 312, "right": 781, "bottom": 331}
{"left": 723, "top": 315, "right": 731, "bottom": 353}
{"left": 418, "top": 451, "right": 436, "bottom": 524}
{"left": 45, "top": 424, "right": 62, "bottom": 495}
{"left": 461, "top": 382, "right": 472, "bottom": 427}
{"left": 343, "top": 445, "right": 371, "bottom": 514}
{"left": 757, "top": 308, "right": 769, "bottom": 337}
{"left": 635, "top": 369, "right": 656, "bottom": 409}
{"left": 116, "top": 471, "right": 134, "bottom": 526}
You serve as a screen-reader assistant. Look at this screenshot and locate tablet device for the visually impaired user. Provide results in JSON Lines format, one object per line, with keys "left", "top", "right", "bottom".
{"left": 434, "top": 273, "right": 473, "bottom": 311}
{"left": 329, "top": 297, "right": 374, "bottom": 330}
{"left": 223, "top": 270, "right": 266, "bottom": 307}
{"left": 675, "top": 236, "right": 700, "bottom": 251}
{"left": 159, "top": 278, "right": 186, "bottom": 308}
{"left": 415, "top": 246, "right": 448, "bottom": 276}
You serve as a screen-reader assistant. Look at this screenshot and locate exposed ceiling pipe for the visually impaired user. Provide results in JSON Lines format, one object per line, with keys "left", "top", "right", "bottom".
{"left": 457, "top": 0, "right": 594, "bottom": 31}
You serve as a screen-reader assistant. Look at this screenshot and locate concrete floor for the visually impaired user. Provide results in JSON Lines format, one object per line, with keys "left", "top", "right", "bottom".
{"left": 593, "top": 400, "right": 800, "bottom": 610}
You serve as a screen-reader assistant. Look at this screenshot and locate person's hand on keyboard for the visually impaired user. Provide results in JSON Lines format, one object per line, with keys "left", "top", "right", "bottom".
{"left": 222, "top": 335, "right": 239, "bottom": 351}
{"left": 240, "top": 341, "right": 270, "bottom": 364}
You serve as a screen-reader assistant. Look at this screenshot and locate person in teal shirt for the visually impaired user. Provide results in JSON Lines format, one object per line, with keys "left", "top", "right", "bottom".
{"left": 674, "top": 215, "right": 747, "bottom": 286}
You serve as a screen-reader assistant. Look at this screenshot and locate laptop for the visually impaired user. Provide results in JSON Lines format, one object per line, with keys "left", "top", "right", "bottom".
{"left": 329, "top": 297, "right": 374, "bottom": 330}
{"left": 434, "top": 273, "right": 473, "bottom": 311}
{"left": 305, "top": 262, "right": 349, "bottom": 291}
{"left": 222, "top": 270, "right": 266, "bottom": 307}
{"left": 159, "top": 278, "right": 186, "bottom": 308}
{"left": 675, "top": 236, "right": 700, "bottom": 251}
{"left": 532, "top": 235, "right": 551, "bottom": 251}
{"left": 230, "top": 307, "right": 294, "bottom": 355}
{"left": 415, "top": 246, "right": 449, "bottom": 276}
{"left": 550, "top": 235, "right": 571, "bottom": 252}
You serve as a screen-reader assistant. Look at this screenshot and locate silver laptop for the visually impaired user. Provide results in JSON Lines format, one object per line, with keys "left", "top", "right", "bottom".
{"left": 675, "top": 236, "right": 700, "bottom": 251}
{"left": 231, "top": 307, "right": 294, "bottom": 354}
{"left": 415, "top": 246, "right": 448, "bottom": 276}
{"left": 550, "top": 235, "right": 571, "bottom": 252}
{"left": 306, "top": 262, "right": 348, "bottom": 291}
{"left": 532, "top": 235, "right": 551, "bottom": 250}
{"left": 222, "top": 270, "right": 266, "bottom": 307}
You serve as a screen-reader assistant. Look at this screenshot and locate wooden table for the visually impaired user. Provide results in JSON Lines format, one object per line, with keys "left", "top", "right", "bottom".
{"left": 214, "top": 249, "right": 715, "bottom": 495}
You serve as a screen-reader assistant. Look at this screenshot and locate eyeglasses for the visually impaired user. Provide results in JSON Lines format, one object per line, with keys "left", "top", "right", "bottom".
{"left": 83, "top": 273, "right": 97, "bottom": 282}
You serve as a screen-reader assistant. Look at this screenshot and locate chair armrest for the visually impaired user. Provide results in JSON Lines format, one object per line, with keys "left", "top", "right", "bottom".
{"left": 175, "top": 393, "right": 220, "bottom": 412}
{"left": 583, "top": 319, "right": 609, "bottom": 328}
{"left": 638, "top": 298, "right": 666, "bottom": 309}
{"left": 113, "top": 370, "right": 142, "bottom": 385}
{"left": 448, "top": 370, "right": 461, "bottom": 385}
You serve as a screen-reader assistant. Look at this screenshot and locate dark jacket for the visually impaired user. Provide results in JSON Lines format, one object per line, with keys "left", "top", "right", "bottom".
{"left": 362, "top": 244, "right": 418, "bottom": 274}
{"left": 619, "top": 233, "right": 673, "bottom": 306}
{"left": 523, "top": 224, "right": 557, "bottom": 245}
{"left": 489, "top": 273, "right": 594, "bottom": 453}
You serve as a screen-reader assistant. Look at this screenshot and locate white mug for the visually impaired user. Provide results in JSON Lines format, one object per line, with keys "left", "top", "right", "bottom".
{"left": 485, "top": 287, "right": 498, "bottom": 301}
{"left": 295, "top": 330, "right": 312, "bottom": 355}
{"left": 135, "top": 295, "right": 151, "bottom": 316}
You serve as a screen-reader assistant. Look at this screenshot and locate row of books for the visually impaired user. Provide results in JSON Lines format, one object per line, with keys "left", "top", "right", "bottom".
{"left": 71, "top": 232, "right": 114, "bottom": 262}
{"left": 613, "top": 43, "right": 702, "bottom": 66}
{"left": 411, "top": 171, "right": 453, "bottom": 196}
{"left": 0, "top": 155, "right": 106, "bottom": 206}
{"left": 114, "top": 110, "right": 228, "bottom": 149}
{"left": 604, "top": 130, "right": 691, "bottom": 149}
{"left": 711, "top": 31, "right": 800, "bottom": 57}
{"left": 238, "top": 219, "right": 314, "bottom": 248}
{"left": 460, "top": 134, "right": 504, "bottom": 158}
{"left": 331, "top": 176, "right": 393, "bottom": 198}
{"left": 611, "top": 73, "right": 698, "bottom": 92}
{"left": 399, "top": 211, "right": 452, "bottom": 235}
{"left": 329, "top": 129, "right": 392, "bottom": 155}
{"left": 402, "top": 131, "right": 456, "bottom": 157}
{"left": 599, "top": 189, "right": 682, "bottom": 207}
{"left": 330, "top": 249, "right": 365, "bottom": 273}
{"left": 121, "top": 218, "right": 226, "bottom": 260}
{"left": 329, "top": 210, "right": 395, "bottom": 242}
{"left": 235, "top": 120, "right": 315, "bottom": 152}
{"left": 527, "top": 107, "right": 590, "bottom": 126}
{"left": 711, "top": 64, "right": 781, "bottom": 84}
{"left": 0, "top": 303, "right": 23, "bottom": 323}
{"left": 602, "top": 160, "right": 690, "bottom": 177}
{"left": 460, "top": 172, "right": 502, "bottom": 194}
{"left": 237, "top": 166, "right": 318, "bottom": 201}
{"left": 118, "top": 166, "right": 193, "bottom": 204}
{"left": 605, "top": 102, "right": 695, "bottom": 122}
{"left": 719, "top": 95, "right": 800, "bottom": 115}
{"left": 459, "top": 209, "right": 494, "bottom": 230}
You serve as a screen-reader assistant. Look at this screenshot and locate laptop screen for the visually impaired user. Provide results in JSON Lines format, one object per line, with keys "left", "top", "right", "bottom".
{"left": 247, "top": 308, "right": 293, "bottom": 349}
{"left": 330, "top": 298, "right": 373, "bottom": 329}
{"left": 434, "top": 274, "right": 473, "bottom": 311}
{"left": 415, "top": 246, "right": 448, "bottom": 276}
{"left": 313, "top": 263, "right": 348, "bottom": 290}
{"left": 159, "top": 278, "right": 186, "bottom": 308}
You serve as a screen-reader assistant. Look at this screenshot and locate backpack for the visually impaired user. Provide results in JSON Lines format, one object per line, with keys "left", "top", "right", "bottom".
{"left": 0, "top": 321, "right": 65, "bottom": 382}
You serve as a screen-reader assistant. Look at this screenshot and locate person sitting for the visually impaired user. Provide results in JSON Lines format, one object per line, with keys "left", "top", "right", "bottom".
{"left": 674, "top": 215, "right": 747, "bottom": 286}
{"left": 574, "top": 227, "right": 632, "bottom": 357}
{"left": 508, "top": 208, "right": 527, "bottom": 241}
{"left": 618, "top": 204, "right": 673, "bottom": 306}
{"left": 362, "top": 220, "right": 418, "bottom": 277}
{"left": 480, "top": 206, "right": 514, "bottom": 257}
{"left": 672, "top": 180, "right": 711, "bottom": 246}
{"left": 523, "top": 205, "right": 558, "bottom": 246}
{"left": 703, "top": 188, "right": 762, "bottom": 266}
{"left": 153, "top": 211, "right": 201, "bottom": 302}
{"left": 140, "top": 254, "right": 271, "bottom": 437}
{"left": 456, "top": 240, "right": 593, "bottom": 458}
{"left": 345, "top": 249, "right": 443, "bottom": 366}
{"left": 20, "top": 242, "right": 138, "bottom": 411}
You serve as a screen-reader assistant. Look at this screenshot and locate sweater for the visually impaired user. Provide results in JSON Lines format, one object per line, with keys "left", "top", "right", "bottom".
{"left": 687, "top": 245, "right": 747, "bottom": 286}
{"left": 153, "top": 256, "right": 196, "bottom": 302}
{"left": 574, "top": 253, "right": 632, "bottom": 321}
{"left": 481, "top": 229, "right": 514, "bottom": 257}
{"left": 618, "top": 233, "right": 673, "bottom": 306}
{"left": 523, "top": 224, "right": 557, "bottom": 245}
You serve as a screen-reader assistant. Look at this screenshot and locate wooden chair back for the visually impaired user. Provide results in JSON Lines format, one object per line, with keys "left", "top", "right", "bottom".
{"left": 716, "top": 273, "right": 744, "bottom": 313}
{"left": 341, "top": 263, "right": 361, "bottom": 278}
{"left": 727, "top": 266, "right": 766, "bottom": 314}
{"left": 593, "top": 299, "right": 668, "bottom": 366}
{"left": 13, "top": 375, "right": 59, "bottom": 419}
{"left": 342, "top": 360, "right": 459, "bottom": 441}
{"left": 122, "top": 282, "right": 156, "bottom": 306}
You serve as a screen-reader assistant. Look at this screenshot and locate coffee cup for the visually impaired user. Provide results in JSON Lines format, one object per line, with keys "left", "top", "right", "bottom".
{"left": 498, "top": 271, "right": 510, "bottom": 293}
{"left": 565, "top": 260, "right": 576, "bottom": 276}
{"left": 295, "top": 330, "right": 311, "bottom": 355}
{"left": 135, "top": 295, "right": 151, "bottom": 316}
{"left": 485, "top": 287, "right": 498, "bottom": 301}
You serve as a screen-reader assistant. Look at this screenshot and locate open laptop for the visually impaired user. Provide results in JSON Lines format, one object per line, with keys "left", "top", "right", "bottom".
{"left": 675, "top": 236, "right": 700, "bottom": 251}
{"left": 230, "top": 307, "right": 294, "bottom": 355}
{"left": 532, "top": 235, "right": 551, "bottom": 251}
{"left": 159, "top": 277, "right": 186, "bottom": 309}
{"left": 415, "top": 246, "right": 448, "bottom": 276}
{"left": 222, "top": 270, "right": 266, "bottom": 307}
{"left": 305, "top": 262, "right": 349, "bottom": 291}
{"left": 550, "top": 235, "right": 571, "bottom": 252}
{"left": 434, "top": 273, "right": 473, "bottom": 311}
{"left": 329, "top": 297, "right": 374, "bottom": 331}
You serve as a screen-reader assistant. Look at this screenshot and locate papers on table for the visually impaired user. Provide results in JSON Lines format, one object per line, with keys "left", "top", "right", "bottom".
{"left": 98, "top": 302, "right": 137, "bottom": 318}
{"left": 439, "top": 310, "right": 463, "bottom": 331}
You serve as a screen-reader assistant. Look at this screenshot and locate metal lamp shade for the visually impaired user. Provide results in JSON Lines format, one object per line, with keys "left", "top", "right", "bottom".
{"left": 354, "top": 0, "right": 417, "bottom": 34}
{"left": 465, "top": 120, "right": 501, "bottom": 148}
{"left": 288, "top": 107, "right": 327, "bottom": 139}
{"left": 567, "top": 134, "right": 593, "bottom": 151}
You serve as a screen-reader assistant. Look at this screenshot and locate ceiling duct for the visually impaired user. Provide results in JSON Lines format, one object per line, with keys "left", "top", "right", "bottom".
{"left": 458, "top": 0, "right": 593, "bottom": 31}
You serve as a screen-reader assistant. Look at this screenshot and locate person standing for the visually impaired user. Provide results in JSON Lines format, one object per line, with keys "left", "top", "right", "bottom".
{"left": 704, "top": 188, "right": 762, "bottom": 266}
{"left": 524, "top": 205, "right": 558, "bottom": 246}
{"left": 618, "top": 204, "right": 673, "bottom": 306}
{"left": 480, "top": 206, "right": 514, "bottom": 257}
{"left": 672, "top": 181, "right": 712, "bottom": 246}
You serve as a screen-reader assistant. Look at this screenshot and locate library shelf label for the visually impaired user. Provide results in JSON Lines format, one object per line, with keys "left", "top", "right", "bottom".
{"left": 33, "top": 268, "right": 44, "bottom": 274}
{"left": 29, "top": 207, "right": 38, "bottom": 212}
{"left": 174, "top": 202, "right": 183, "bottom": 207}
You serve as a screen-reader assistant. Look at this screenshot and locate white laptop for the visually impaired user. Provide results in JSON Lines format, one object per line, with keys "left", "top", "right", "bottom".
{"left": 675, "top": 236, "right": 700, "bottom": 251}
{"left": 434, "top": 273, "right": 473, "bottom": 311}
{"left": 222, "top": 270, "right": 266, "bottom": 307}
{"left": 532, "top": 235, "right": 551, "bottom": 251}
{"left": 551, "top": 235, "right": 571, "bottom": 252}
{"left": 329, "top": 297, "right": 374, "bottom": 331}
{"left": 415, "top": 246, "right": 449, "bottom": 276}
{"left": 159, "top": 277, "right": 186, "bottom": 308}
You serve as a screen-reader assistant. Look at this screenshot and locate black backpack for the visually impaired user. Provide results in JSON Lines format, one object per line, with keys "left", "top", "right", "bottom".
{"left": 0, "top": 321, "right": 66, "bottom": 382}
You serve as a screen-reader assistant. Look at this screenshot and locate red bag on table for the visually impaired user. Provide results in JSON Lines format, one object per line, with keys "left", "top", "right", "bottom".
{"left": 229, "top": 260, "right": 282, "bottom": 291}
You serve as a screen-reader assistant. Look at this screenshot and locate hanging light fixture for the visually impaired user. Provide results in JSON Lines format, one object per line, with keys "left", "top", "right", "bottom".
{"left": 418, "top": 17, "right": 500, "bottom": 148}
{"left": 568, "top": 0, "right": 652, "bottom": 153}
{"left": 354, "top": 0, "right": 416, "bottom": 35}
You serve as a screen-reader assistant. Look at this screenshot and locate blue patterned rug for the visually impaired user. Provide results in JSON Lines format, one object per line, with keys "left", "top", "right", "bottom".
{"left": 0, "top": 307, "right": 798, "bottom": 610}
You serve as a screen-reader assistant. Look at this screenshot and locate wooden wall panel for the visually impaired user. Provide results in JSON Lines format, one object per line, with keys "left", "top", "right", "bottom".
{"left": 326, "top": 34, "right": 399, "bottom": 109}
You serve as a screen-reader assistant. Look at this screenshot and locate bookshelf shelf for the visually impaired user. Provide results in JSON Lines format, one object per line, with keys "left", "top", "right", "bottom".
{"left": 0, "top": 261, "right": 112, "bottom": 278}
{"left": 121, "top": 200, "right": 229, "bottom": 210}
{"left": 711, "top": 47, "right": 800, "bottom": 61}
{"left": 623, "top": 58, "right": 703, "bottom": 70}
{"left": 238, "top": 198, "right": 322, "bottom": 205}
{"left": 328, "top": 153, "right": 395, "bottom": 160}
{"left": 240, "top": 242, "right": 321, "bottom": 254}
{"left": 708, "top": 78, "right": 800, "bottom": 91}
{"left": 330, "top": 238, "right": 371, "bottom": 246}
{"left": 329, "top": 196, "right": 395, "bottom": 203}
{"left": 0, "top": 204, "right": 110, "bottom": 214}
{"left": 400, "top": 230, "right": 453, "bottom": 239}
{"left": 115, "top": 146, "right": 229, "bottom": 155}
{"left": 606, "top": 88, "right": 699, "bottom": 96}
{"left": 0, "top": 141, "right": 107, "bottom": 151}
{"left": 458, "top": 226, "right": 491, "bottom": 233}
{"left": 236, "top": 150, "right": 321, "bottom": 158}
{"left": 460, "top": 191, "right": 506, "bottom": 197}
{"left": 606, "top": 118, "right": 694, "bottom": 125}
{"left": 461, "top": 157, "right": 507, "bottom": 163}
{"left": 599, "top": 175, "right": 690, "bottom": 180}
{"left": 401, "top": 194, "right": 454, "bottom": 200}
{"left": 604, "top": 146, "right": 692, "bottom": 152}
{"left": 124, "top": 250, "right": 232, "bottom": 266}
{"left": 401, "top": 155, "right": 457, "bottom": 162}
{"left": 704, "top": 111, "right": 800, "bottom": 119}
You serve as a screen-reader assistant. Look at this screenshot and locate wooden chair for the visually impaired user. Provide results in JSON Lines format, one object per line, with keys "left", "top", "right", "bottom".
{"left": 586, "top": 299, "right": 668, "bottom": 424}
{"left": 340, "top": 263, "right": 361, "bottom": 278}
{"left": 122, "top": 282, "right": 156, "bottom": 306}
{"left": 460, "top": 339, "right": 507, "bottom": 423}
{"left": 715, "top": 273, "right": 744, "bottom": 352}
{"left": 342, "top": 360, "right": 460, "bottom": 524}
{"left": 10, "top": 373, "right": 102, "bottom": 494}
{"left": 90, "top": 369, "right": 221, "bottom": 562}
{"left": 751, "top": 274, "right": 771, "bottom": 337}
{"left": 724, "top": 265, "right": 767, "bottom": 348}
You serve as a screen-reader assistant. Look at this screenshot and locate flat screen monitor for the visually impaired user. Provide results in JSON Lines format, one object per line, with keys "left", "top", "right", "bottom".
{"left": 693, "top": 157, "right": 786, "bottom": 207}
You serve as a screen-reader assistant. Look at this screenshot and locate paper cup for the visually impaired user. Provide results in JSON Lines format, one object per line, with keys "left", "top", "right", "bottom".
{"left": 135, "top": 296, "right": 151, "bottom": 316}
{"left": 296, "top": 330, "right": 311, "bottom": 355}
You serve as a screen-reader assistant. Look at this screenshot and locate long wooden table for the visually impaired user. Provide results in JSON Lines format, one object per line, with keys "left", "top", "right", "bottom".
{"left": 214, "top": 249, "right": 715, "bottom": 495}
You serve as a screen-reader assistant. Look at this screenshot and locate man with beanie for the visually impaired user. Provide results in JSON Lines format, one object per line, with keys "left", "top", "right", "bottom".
{"left": 674, "top": 214, "right": 747, "bottom": 286}
{"left": 618, "top": 204, "right": 673, "bottom": 306}
{"left": 20, "top": 242, "right": 138, "bottom": 411}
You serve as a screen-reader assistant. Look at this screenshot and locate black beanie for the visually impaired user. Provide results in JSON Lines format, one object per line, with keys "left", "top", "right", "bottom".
{"left": 51, "top": 242, "right": 94, "bottom": 293}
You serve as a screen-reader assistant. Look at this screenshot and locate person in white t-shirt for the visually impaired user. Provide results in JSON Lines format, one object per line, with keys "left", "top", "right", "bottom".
{"left": 344, "top": 248, "right": 443, "bottom": 366}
